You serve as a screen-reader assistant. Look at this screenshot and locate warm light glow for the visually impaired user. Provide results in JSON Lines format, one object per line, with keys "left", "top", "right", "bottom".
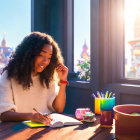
{"left": 125, "top": 0, "right": 140, "bottom": 40}
{"left": 125, "top": 0, "right": 140, "bottom": 79}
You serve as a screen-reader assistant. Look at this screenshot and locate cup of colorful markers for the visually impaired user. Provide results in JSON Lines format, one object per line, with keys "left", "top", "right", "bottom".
{"left": 93, "top": 91, "right": 115, "bottom": 127}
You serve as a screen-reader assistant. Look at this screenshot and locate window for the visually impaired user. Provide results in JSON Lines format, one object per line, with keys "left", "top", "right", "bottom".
{"left": 0, "top": 0, "right": 31, "bottom": 74}
{"left": 64, "top": 0, "right": 99, "bottom": 90}
{"left": 74, "top": 0, "right": 90, "bottom": 81}
{"left": 64, "top": 0, "right": 140, "bottom": 103}
{"left": 125, "top": 0, "right": 140, "bottom": 79}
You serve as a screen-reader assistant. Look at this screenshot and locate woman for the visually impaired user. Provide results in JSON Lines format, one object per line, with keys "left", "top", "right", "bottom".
{"left": 0, "top": 32, "right": 68, "bottom": 123}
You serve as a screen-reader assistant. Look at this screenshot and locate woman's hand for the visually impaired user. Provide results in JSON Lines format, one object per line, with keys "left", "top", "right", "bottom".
{"left": 56, "top": 63, "right": 68, "bottom": 81}
{"left": 31, "top": 113, "right": 51, "bottom": 125}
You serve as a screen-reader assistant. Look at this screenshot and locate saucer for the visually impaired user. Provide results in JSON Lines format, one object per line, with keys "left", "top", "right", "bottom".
{"left": 83, "top": 117, "right": 96, "bottom": 122}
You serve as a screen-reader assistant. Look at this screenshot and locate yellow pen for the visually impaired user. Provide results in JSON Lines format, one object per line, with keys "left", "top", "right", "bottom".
{"left": 105, "top": 91, "right": 108, "bottom": 98}
{"left": 108, "top": 92, "right": 112, "bottom": 98}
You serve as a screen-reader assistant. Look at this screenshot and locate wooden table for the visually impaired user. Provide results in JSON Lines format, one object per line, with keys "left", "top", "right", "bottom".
{"left": 0, "top": 115, "right": 115, "bottom": 140}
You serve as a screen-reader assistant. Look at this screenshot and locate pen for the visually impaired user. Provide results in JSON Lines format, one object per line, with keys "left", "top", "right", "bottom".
{"left": 92, "top": 93, "right": 96, "bottom": 98}
{"left": 97, "top": 91, "right": 101, "bottom": 98}
{"left": 105, "top": 91, "right": 108, "bottom": 98}
{"left": 108, "top": 92, "right": 112, "bottom": 98}
{"left": 33, "top": 108, "right": 51, "bottom": 123}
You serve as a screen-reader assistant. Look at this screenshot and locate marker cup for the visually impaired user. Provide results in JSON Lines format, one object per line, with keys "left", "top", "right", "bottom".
{"left": 100, "top": 97, "right": 115, "bottom": 111}
{"left": 100, "top": 97, "right": 115, "bottom": 127}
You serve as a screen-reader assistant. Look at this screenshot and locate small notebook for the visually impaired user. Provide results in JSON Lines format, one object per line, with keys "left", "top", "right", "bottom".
{"left": 23, "top": 113, "right": 83, "bottom": 128}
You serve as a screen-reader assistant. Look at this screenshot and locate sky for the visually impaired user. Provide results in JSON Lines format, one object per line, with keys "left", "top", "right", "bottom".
{"left": 0, "top": 0, "right": 31, "bottom": 49}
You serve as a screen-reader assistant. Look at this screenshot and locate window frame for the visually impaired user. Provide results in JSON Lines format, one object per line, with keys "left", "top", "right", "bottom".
{"left": 63, "top": 0, "right": 99, "bottom": 92}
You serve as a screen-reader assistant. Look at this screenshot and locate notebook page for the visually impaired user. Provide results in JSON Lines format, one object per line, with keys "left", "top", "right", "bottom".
{"left": 50, "top": 113, "right": 82, "bottom": 125}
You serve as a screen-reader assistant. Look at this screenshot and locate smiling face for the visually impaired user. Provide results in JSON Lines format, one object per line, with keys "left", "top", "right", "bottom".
{"left": 34, "top": 44, "right": 53, "bottom": 76}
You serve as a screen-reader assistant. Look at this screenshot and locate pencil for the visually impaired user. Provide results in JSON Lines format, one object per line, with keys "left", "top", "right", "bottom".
{"left": 33, "top": 108, "right": 51, "bottom": 122}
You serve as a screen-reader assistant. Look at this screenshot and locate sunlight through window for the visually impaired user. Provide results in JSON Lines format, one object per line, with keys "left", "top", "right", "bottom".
{"left": 125, "top": 0, "right": 140, "bottom": 79}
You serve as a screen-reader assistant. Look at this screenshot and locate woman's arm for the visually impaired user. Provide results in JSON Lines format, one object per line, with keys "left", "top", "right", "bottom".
{"left": 52, "top": 84, "right": 66, "bottom": 113}
{"left": 0, "top": 110, "right": 32, "bottom": 121}
{"left": 52, "top": 63, "right": 68, "bottom": 113}
{"left": 0, "top": 110, "right": 49, "bottom": 123}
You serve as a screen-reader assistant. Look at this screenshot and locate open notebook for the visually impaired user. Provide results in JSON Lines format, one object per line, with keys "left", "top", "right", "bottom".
{"left": 23, "top": 113, "right": 83, "bottom": 128}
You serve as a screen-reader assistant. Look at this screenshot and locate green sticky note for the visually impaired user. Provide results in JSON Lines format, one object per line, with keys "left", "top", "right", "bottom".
{"left": 23, "top": 121, "right": 46, "bottom": 128}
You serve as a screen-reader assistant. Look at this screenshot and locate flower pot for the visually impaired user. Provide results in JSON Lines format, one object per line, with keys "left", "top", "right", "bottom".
{"left": 113, "top": 104, "right": 140, "bottom": 140}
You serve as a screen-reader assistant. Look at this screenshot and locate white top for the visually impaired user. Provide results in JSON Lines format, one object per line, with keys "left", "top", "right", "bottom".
{"left": 0, "top": 71, "right": 59, "bottom": 115}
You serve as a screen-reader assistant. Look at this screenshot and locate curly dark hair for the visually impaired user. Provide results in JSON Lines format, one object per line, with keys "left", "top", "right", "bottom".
{"left": 3, "top": 32, "right": 64, "bottom": 89}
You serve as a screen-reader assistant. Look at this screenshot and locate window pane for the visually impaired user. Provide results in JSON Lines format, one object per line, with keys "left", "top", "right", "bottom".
{"left": 0, "top": 0, "right": 31, "bottom": 74}
{"left": 125, "top": 0, "right": 140, "bottom": 79}
{"left": 74, "top": 0, "right": 90, "bottom": 81}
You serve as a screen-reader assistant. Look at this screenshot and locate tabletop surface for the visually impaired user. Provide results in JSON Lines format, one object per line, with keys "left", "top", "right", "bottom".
{"left": 0, "top": 115, "right": 115, "bottom": 140}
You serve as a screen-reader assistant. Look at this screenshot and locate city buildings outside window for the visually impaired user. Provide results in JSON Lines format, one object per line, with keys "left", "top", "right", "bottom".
{"left": 0, "top": 33, "right": 12, "bottom": 74}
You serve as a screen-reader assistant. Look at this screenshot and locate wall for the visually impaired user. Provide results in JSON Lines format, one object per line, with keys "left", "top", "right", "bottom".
{"left": 64, "top": 86, "right": 94, "bottom": 114}
{"left": 32, "top": 0, "right": 64, "bottom": 50}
